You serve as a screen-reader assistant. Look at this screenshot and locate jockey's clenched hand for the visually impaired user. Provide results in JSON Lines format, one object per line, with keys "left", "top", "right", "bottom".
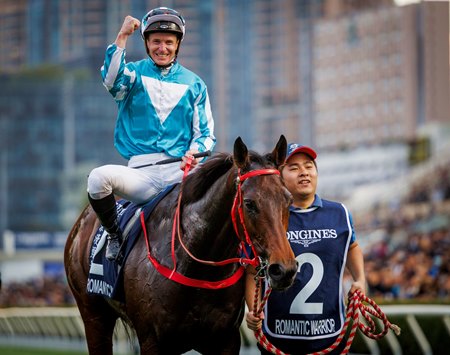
{"left": 120, "top": 16, "right": 140, "bottom": 36}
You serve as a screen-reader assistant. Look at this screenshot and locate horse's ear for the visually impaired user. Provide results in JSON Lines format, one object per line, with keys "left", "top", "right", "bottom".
{"left": 270, "top": 135, "right": 287, "bottom": 168}
{"left": 233, "top": 136, "right": 249, "bottom": 169}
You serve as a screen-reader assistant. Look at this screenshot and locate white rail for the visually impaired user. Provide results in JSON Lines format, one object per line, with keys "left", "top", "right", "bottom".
{"left": 0, "top": 305, "right": 449, "bottom": 354}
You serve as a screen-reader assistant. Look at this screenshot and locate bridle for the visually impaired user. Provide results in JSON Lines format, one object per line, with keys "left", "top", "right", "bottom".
{"left": 141, "top": 158, "right": 281, "bottom": 289}
{"left": 230, "top": 168, "right": 281, "bottom": 267}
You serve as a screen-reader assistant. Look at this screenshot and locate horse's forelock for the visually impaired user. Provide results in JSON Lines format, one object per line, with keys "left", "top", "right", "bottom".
{"left": 248, "top": 150, "right": 276, "bottom": 169}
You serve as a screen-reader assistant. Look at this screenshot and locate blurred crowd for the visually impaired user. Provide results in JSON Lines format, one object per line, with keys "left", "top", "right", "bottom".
{"left": 363, "top": 226, "right": 449, "bottom": 300}
{"left": 0, "top": 274, "right": 75, "bottom": 307}
{"left": 407, "top": 165, "right": 450, "bottom": 205}
{"left": 355, "top": 163, "right": 450, "bottom": 301}
{"left": 0, "top": 165, "right": 449, "bottom": 307}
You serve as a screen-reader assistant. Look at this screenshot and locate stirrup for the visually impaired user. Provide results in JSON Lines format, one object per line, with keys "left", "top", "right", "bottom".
{"left": 105, "top": 234, "right": 122, "bottom": 261}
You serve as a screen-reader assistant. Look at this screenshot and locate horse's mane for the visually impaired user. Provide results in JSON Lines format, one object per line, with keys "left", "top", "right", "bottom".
{"left": 181, "top": 153, "right": 233, "bottom": 203}
{"left": 181, "top": 150, "right": 276, "bottom": 203}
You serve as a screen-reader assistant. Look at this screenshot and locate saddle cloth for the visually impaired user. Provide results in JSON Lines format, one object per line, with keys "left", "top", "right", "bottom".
{"left": 86, "top": 184, "right": 176, "bottom": 301}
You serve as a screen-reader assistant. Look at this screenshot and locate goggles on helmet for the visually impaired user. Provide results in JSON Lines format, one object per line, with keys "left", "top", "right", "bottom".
{"left": 141, "top": 7, "right": 185, "bottom": 41}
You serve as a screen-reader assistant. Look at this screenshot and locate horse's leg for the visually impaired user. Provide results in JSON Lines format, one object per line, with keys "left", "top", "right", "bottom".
{"left": 198, "top": 329, "right": 241, "bottom": 355}
{"left": 68, "top": 264, "right": 119, "bottom": 354}
{"left": 220, "top": 330, "right": 241, "bottom": 355}
{"left": 65, "top": 208, "right": 118, "bottom": 355}
{"left": 77, "top": 298, "right": 118, "bottom": 355}
{"left": 137, "top": 336, "right": 159, "bottom": 355}
{"left": 134, "top": 327, "right": 168, "bottom": 355}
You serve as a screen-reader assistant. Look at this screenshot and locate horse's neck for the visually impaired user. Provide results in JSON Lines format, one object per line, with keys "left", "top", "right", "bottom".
{"left": 180, "top": 171, "right": 239, "bottom": 260}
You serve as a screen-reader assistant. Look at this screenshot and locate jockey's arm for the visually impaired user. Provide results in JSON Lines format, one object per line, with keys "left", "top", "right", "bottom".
{"left": 115, "top": 16, "right": 140, "bottom": 48}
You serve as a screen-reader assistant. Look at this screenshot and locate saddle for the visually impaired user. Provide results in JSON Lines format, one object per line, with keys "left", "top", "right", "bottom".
{"left": 86, "top": 184, "right": 176, "bottom": 301}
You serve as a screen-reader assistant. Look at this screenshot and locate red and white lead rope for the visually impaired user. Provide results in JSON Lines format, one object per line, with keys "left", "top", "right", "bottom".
{"left": 252, "top": 280, "right": 401, "bottom": 355}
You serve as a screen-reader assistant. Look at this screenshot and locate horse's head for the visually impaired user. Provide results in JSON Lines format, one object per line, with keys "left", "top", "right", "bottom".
{"left": 233, "top": 135, "right": 297, "bottom": 290}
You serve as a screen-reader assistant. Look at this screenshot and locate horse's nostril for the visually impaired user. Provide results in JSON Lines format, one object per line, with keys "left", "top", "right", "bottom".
{"left": 268, "top": 264, "right": 284, "bottom": 281}
{"left": 268, "top": 263, "right": 297, "bottom": 290}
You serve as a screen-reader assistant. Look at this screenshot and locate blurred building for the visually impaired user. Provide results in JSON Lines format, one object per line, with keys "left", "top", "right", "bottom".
{"left": 241, "top": 0, "right": 322, "bottom": 152}
{"left": 0, "top": 77, "right": 120, "bottom": 231}
{"left": 0, "top": 0, "right": 449, "bottom": 239}
{"left": 0, "top": 0, "right": 27, "bottom": 73}
{"left": 313, "top": 1, "right": 449, "bottom": 150}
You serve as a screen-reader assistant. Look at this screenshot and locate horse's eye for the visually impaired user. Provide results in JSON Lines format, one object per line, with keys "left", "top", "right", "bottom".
{"left": 243, "top": 198, "right": 259, "bottom": 215}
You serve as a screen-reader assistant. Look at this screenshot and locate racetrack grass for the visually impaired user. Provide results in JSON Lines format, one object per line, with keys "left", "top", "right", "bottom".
{"left": 0, "top": 346, "right": 87, "bottom": 355}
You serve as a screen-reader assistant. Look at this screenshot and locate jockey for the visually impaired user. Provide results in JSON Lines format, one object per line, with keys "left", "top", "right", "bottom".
{"left": 87, "top": 7, "right": 216, "bottom": 261}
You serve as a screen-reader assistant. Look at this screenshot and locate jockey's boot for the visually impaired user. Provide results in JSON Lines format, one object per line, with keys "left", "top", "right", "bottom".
{"left": 88, "top": 193, "right": 122, "bottom": 261}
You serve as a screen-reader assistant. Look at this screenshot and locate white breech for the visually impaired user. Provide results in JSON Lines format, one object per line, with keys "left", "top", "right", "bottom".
{"left": 87, "top": 153, "right": 185, "bottom": 204}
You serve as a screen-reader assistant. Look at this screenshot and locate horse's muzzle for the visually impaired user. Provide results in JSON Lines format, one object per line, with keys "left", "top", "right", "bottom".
{"left": 267, "top": 261, "right": 298, "bottom": 290}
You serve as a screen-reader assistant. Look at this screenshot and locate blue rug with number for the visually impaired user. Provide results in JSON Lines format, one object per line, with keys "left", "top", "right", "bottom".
{"left": 86, "top": 184, "right": 176, "bottom": 301}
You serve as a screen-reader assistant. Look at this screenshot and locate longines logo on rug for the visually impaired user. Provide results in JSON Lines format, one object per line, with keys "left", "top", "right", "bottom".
{"left": 287, "top": 229, "right": 337, "bottom": 247}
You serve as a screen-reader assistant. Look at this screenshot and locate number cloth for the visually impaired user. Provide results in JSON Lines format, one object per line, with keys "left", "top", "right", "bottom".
{"left": 261, "top": 195, "right": 356, "bottom": 354}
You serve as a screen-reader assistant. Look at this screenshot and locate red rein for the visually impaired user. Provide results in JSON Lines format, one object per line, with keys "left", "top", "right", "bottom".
{"left": 141, "top": 160, "right": 280, "bottom": 289}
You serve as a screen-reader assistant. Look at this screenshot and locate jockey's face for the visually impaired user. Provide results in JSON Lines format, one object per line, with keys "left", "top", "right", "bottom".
{"left": 146, "top": 32, "right": 179, "bottom": 66}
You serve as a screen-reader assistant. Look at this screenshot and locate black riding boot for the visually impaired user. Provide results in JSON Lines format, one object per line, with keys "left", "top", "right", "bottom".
{"left": 88, "top": 194, "right": 122, "bottom": 261}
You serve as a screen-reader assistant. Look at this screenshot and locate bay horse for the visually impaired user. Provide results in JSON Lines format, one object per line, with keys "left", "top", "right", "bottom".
{"left": 64, "top": 135, "right": 297, "bottom": 354}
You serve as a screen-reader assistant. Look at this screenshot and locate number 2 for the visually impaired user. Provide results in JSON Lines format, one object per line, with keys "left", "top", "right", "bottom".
{"left": 289, "top": 253, "right": 324, "bottom": 315}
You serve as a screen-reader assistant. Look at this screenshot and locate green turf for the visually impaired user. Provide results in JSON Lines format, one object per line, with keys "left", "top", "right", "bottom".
{"left": 0, "top": 347, "right": 87, "bottom": 355}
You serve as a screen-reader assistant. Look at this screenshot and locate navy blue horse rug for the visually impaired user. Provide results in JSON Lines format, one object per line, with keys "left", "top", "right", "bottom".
{"left": 86, "top": 185, "right": 176, "bottom": 302}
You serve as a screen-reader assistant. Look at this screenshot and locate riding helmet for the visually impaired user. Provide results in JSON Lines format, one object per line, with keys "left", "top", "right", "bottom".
{"left": 141, "top": 7, "right": 185, "bottom": 41}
